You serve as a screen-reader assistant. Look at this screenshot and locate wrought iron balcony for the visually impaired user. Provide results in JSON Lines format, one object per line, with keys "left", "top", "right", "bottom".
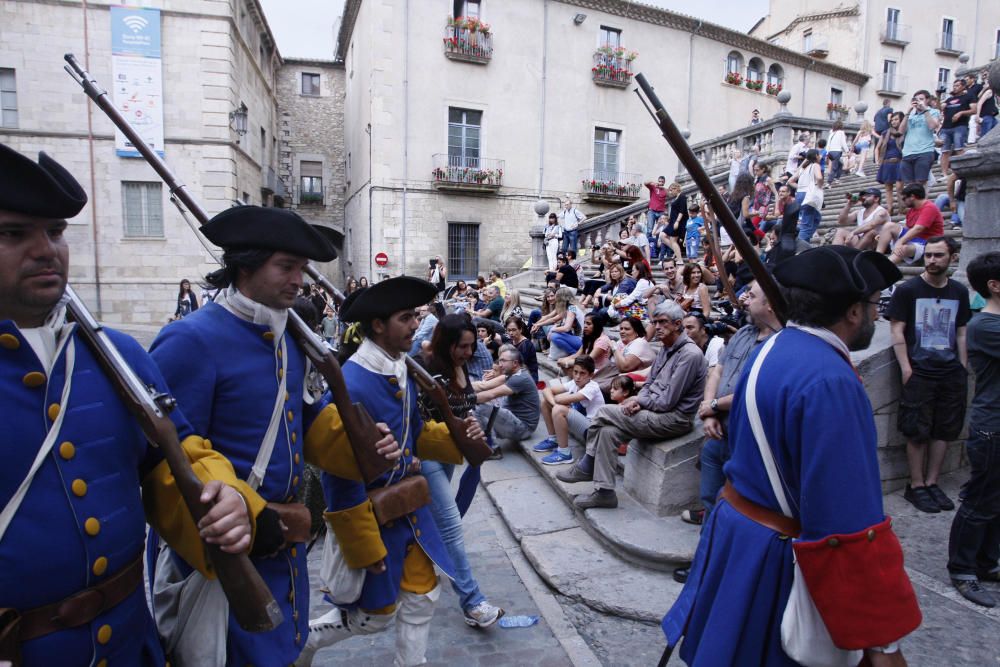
{"left": 935, "top": 33, "right": 965, "bottom": 56}
{"left": 880, "top": 23, "right": 911, "bottom": 47}
{"left": 592, "top": 52, "right": 634, "bottom": 88}
{"left": 580, "top": 169, "right": 642, "bottom": 204}
{"left": 876, "top": 73, "right": 908, "bottom": 98}
{"left": 431, "top": 154, "right": 503, "bottom": 193}
{"left": 443, "top": 23, "right": 493, "bottom": 64}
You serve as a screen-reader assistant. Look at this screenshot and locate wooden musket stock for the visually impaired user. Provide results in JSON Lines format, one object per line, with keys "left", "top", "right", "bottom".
{"left": 62, "top": 287, "right": 283, "bottom": 632}
{"left": 633, "top": 73, "right": 787, "bottom": 321}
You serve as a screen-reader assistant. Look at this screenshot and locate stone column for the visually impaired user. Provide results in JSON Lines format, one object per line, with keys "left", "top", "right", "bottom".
{"left": 951, "top": 61, "right": 1000, "bottom": 277}
{"left": 531, "top": 200, "right": 551, "bottom": 270}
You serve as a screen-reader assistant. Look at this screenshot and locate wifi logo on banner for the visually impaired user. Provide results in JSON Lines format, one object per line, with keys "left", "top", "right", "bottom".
{"left": 122, "top": 15, "right": 149, "bottom": 33}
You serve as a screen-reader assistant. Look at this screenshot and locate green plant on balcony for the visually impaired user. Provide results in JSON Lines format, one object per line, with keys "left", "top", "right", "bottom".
{"left": 582, "top": 179, "right": 640, "bottom": 198}
{"left": 300, "top": 192, "right": 323, "bottom": 205}
{"left": 725, "top": 71, "right": 744, "bottom": 86}
{"left": 826, "top": 102, "right": 850, "bottom": 114}
{"left": 765, "top": 82, "right": 783, "bottom": 95}
{"left": 745, "top": 78, "right": 764, "bottom": 92}
{"left": 595, "top": 45, "right": 638, "bottom": 61}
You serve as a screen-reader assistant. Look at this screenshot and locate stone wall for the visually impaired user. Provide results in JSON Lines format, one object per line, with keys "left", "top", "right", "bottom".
{"left": 276, "top": 59, "right": 347, "bottom": 281}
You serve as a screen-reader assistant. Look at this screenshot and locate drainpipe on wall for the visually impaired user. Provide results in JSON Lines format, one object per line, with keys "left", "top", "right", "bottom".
{"left": 366, "top": 122, "right": 373, "bottom": 279}
{"left": 82, "top": 0, "right": 103, "bottom": 318}
{"left": 686, "top": 20, "right": 703, "bottom": 132}
{"left": 401, "top": 0, "right": 409, "bottom": 275}
{"left": 537, "top": 0, "right": 549, "bottom": 196}
{"left": 860, "top": 0, "right": 870, "bottom": 76}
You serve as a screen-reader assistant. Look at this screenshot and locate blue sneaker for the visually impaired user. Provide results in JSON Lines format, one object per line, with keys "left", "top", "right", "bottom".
{"left": 542, "top": 450, "right": 573, "bottom": 466}
{"left": 532, "top": 437, "right": 557, "bottom": 452}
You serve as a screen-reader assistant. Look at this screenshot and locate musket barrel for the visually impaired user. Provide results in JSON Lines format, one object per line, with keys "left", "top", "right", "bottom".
{"left": 633, "top": 73, "right": 786, "bottom": 320}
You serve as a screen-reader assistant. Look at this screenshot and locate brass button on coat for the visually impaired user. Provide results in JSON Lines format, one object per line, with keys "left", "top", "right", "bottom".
{"left": 85, "top": 518, "right": 101, "bottom": 536}
{"left": 0, "top": 334, "right": 20, "bottom": 350}
{"left": 47, "top": 403, "right": 61, "bottom": 420}
{"left": 72, "top": 479, "right": 87, "bottom": 497}
{"left": 59, "top": 442, "right": 75, "bottom": 459}
{"left": 22, "top": 371, "right": 46, "bottom": 387}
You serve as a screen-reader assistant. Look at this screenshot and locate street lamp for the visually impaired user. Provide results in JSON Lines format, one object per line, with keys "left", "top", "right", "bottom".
{"left": 229, "top": 102, "right": 248, "bottom": 136}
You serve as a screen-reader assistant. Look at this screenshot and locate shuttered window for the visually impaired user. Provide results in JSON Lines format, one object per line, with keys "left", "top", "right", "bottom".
{"left": 122, "top": 182, "right": 164, "bottom": 237}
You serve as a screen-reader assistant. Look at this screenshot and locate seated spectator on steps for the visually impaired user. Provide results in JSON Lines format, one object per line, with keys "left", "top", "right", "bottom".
{"left": 682, "top": 313, "right": 725, "bottom": 368}
{"left": 487, "top": 268, "right": 507, "bottom": 298}
{"left": 644, "top": 257, "right": 685, "bottom": 313}
{"left": 678, "top": 262, "right": 712, "bottom": 319}
{"left": 547, "top": 287, "right": 583, "bottom": 361}
{"left": 876, "top": 183, "right": 944, "bottom": 266}
{"left": 533, "top": 356, "right": 606, "bottom": 466}
{"left": 559, "top": 312, "right": 613, "bottom": 374}
{"left": 595, "top": 316, "right": 655, "bottom": 395}
{"left": 529, "top": 287, "right": 558, "bottom": 348}
{"left": 472, "top": 285, "right": 504, "bottom": 325}
{"left": 557, "top": 301, "right": 708, "bottom": 509}
{"left": 474, "top": 346, "right": 541, "bottom": 449}
{"left": 591, "top": 262, "right": 636, "bottom": 318}
{"left": 609, "top": 375, "right": 638, "bottom": 456}
{"left": 607, "top": 260, "right": 654, "bottom": 323}
{"left": 554, "top": 253, "right": 580, "bottom": 293}
{"left": 504, "top": 316, "right": 539, "bottom": 383}
{"left": 478, "top": 323, "right": 502, "bottom": 361}
{"left": 500, "top": 288, "right": 527, "bottom": 324}
{"left": 832, "top": 188, "right": 890, "bottom": 250}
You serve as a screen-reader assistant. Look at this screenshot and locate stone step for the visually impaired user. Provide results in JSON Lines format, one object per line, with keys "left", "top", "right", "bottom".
{"left": 478, "top": 436, "right": 684, "bottom": 623}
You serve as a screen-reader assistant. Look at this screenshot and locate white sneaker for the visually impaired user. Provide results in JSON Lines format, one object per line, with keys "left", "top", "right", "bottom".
{"left": 463, "top": 601, "right": 504, "bottom": 628}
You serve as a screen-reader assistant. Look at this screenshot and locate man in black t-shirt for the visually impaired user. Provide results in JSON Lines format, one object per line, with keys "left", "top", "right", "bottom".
{"left": 940, "top": 78, "right": 978, "bottom": 177}
{"left": 555, "top": 254, "right": 579, "bottom": 292}
{"left": 887, "top": 236, "right": 971, "bottom": 514}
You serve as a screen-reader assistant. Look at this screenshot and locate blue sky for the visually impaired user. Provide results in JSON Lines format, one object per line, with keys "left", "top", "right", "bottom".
{"left": 259, "top": 0, "right": 770, "bottom": 60}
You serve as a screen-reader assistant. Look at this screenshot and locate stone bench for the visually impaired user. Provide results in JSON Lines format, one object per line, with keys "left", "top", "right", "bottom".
{"left": 624, "top": 427, "right": 704, "bottom": 517}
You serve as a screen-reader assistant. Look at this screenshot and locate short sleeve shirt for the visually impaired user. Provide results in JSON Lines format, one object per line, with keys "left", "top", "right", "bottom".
{"left": 647, "top": 184, "right": 668, "bottom": 212}
{"left": 904, "top": 201, "right": 944, "bottom": 240}
{"left": 967, "top": 312, "right": 1000, "bottom": 430}
{"left": 623, "top": 336, "right": 656, "bottom": 367}
{"left": 942, "top": 91, "right": 976, "bottom": 129}
{"left": 886, "top": 276, "right": 972, "bottom": 378}
{"left": 705, "top": 336, "right": 725, "bottom": 368}
{"left": 903, "top": 109, "right": 941, "bottom": 157}
{"left": 504, "top": 370, "right": 541, "bottom": 429}
{"left": 561, "top": 378, "right": 606, "bottom": 418}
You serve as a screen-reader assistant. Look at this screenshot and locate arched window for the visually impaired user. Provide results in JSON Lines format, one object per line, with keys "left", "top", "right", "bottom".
{"left": 767, "top": 64, "right": 784, "bottom": 87}
{"left": 726, "top": 51, "right": 744, "bottom": 75}
{"left": 746, "top": 57, "right": 765, "bottom": 83}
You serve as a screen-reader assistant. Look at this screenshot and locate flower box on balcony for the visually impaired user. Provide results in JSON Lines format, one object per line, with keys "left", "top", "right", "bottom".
{"left": 592, "top": 48, "right": 636, "bottom": 89}
{"left": 299, "top": 193, "right": 323, "bottom": 205}
{"left": 443, "top": 17, "right": 493, "bottom": 64}
{"left": 580, "top": 172, "right": 641, "bottom": 204}
{"left": 431, "top": 159, "right": 504, "bottom": 194}
{"left": 724, "top": 72, "right": 744, "bottom": 86}
{"left": 745, "top": 79, "right": 764, "bottom": 92}
{"left": 765, "top": 82, "right": 783, "bottom": 96}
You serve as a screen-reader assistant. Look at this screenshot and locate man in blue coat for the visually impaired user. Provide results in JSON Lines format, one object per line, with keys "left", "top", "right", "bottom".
{"left": 147, "top": 205, "right": 402, "bottom": 665}
{"left": 662, "top": 246, "right": 921, "bottom": 666}
{"left": 297, "top": 277, "right": 485, "bottom": 667}
{"left": 0, "top": 144, "right": 252, "bottom": 666}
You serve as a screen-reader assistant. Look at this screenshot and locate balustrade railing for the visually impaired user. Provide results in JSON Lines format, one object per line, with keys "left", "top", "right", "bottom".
{"left": 431, "top": 154, "right": 504, "bottom": 190}
{"left": 443, "top": 23, "right": 493, "bottom": 63}
{"left": 580, "top": 169, "right": 642, "bottom": 202}
{"left": 592, "top": 52, "right": 634, "bottom": 88}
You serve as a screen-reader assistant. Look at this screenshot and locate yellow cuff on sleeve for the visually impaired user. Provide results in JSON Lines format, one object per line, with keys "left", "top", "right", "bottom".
{"left": 305, "top": 404, "right": 364, "bottom": 481}
{"left": 142, "top": 435, "right": 266, "bottom": 578}
{"left": 324, "top": 500, "right": 387, "bottom": 569}
{"left": 416, "top": 420, "right": 464, "bottom": 465}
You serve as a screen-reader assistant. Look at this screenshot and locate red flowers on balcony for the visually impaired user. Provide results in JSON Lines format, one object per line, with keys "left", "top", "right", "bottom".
{"left": 766, "top": 82, "right": 783, "bottom": 95}
{"left": 592, "top": 47, "right": 636, "bottom": 88}
{"left": 725, "top": 71, "right": 744, "bottom": 86}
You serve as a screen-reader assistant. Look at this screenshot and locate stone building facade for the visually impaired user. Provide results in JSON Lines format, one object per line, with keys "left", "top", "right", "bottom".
{"left": 0, "top": 0, "right": 340, "bottom": 326}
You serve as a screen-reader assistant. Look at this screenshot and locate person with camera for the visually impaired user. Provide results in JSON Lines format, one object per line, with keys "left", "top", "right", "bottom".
{"left": 786, "top": 148, "right": 824, "bottom": 242}
{"left": 939, "top": 77, "right": 978, "bottom": 179}
{"left": 876, "top": 111, "right": 906, "bottom": 216}
{"left": 899, "top": 90, "right": 941, "bottom": 188}
{"left": 832, "top": 187, "right": 890, "bottom": 250}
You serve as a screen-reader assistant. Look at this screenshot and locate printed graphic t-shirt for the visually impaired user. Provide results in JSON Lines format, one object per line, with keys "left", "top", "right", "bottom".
{"left": 887, "top": 276, "right": 972, "bottom": 378}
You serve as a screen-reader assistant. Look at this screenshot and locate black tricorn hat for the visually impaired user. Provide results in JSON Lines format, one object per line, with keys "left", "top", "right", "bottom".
{"left": 340, "top": 277, "right": 437, "bottom": 323}
{"left": 200, "top": 205, "right": 338, "bottom": 262}
{"left": 774, "top": 245, "right": 901, "bottom": 300}
{"left": 0, "top": 143, "right": 88, "bottom": 219}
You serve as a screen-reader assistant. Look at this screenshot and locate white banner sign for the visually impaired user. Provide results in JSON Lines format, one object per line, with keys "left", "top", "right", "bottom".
{"left": 111, "top": 6, "right": 164, "bottom": 157}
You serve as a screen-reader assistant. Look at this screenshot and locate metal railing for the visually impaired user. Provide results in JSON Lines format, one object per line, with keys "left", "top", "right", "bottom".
{"left": 936, "top": 32, "right": 965, "bottom": 54}
{"left": 877, "top": 73, "right": 908, "bottom": 95}
{"left": 443, "top": 25, "right": 493, "bottom": 62}
{"left": 431, "top": 154, "right": 504, "bottom": 187}
{"left": 579, "top": 169, "right": 643, "bottom": 199}
{"left": 591, "top": 52, "right": 634, "bottom": 86}
{"left": 880, "top": 23, "right": 911, "bottom": 45}
{"left": 291, "top": 185, "right": 334, "bottom": 206}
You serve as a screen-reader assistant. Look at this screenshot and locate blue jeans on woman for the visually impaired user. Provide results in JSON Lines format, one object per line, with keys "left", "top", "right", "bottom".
{"left": 798, "top": 204, "right": 821, "bottom": 241}
{"left": 828, "top": 151, "right": 843, "bottom": 181}
{"left": 422, "top": 460, "right": 486, "bottom": 611}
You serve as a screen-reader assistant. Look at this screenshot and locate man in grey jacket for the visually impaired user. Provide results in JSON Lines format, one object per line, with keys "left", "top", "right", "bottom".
{"left": 558, "top": 301, "right": 707, "bottom": 508}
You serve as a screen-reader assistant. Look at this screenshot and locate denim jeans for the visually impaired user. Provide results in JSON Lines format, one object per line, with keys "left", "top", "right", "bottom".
{"left": 798, "top": 204, "right": 821, "bottom": 241}
{"left": 421, "top": 460, "right": 486, "bottom": 611}
{"left": 947, "top": 429, "right": 1000, "bottom": 580}
{"left": 699, "top": 437, "right": 730, "bottom": 518}
{"left": 981, "top": 115, "right": 997, "bottom": 137}
{"left": 561, "top": 229, "right": 579, "bottom": 255}
{"left": 647, "top": 209, "right": 664, "bottom": 232}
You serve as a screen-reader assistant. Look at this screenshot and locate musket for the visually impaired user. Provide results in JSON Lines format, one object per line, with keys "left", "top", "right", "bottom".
{"left": 699, "top": 207, "right": 740, "bottom": 309}
{"left": 61, "top": 286, "right": 282, "bottom": 632}
{"left": 62, "top": 57, "right": 393, "bottom": 479}
{"left": 633, "top": 74, "right": 787, "bottom": 321}
{"left": 63, "top": 53, "right": 492, "bottom": 469}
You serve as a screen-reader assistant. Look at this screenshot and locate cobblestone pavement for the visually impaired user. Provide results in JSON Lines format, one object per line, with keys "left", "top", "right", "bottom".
{"left": 306, "top": 487, "right": 575, "bottom": 666}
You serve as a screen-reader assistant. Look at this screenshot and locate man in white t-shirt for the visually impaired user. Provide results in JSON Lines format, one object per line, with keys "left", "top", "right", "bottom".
{"left": 832, "top": 188, "right": 890, "bottom": 250}
{"left": 682, "top": 314, "right": 725, "bottom": 368}
{"left": 532, "top": 356, "right": 605, "bottom": 465}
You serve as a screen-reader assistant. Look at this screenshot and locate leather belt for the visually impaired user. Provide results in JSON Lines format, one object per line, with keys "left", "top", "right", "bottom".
{"left": 17, "top": 555, "right": 143, "bottom": 642}
{"left": 720, "top": 481, "right": 801, "bottom": 539}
